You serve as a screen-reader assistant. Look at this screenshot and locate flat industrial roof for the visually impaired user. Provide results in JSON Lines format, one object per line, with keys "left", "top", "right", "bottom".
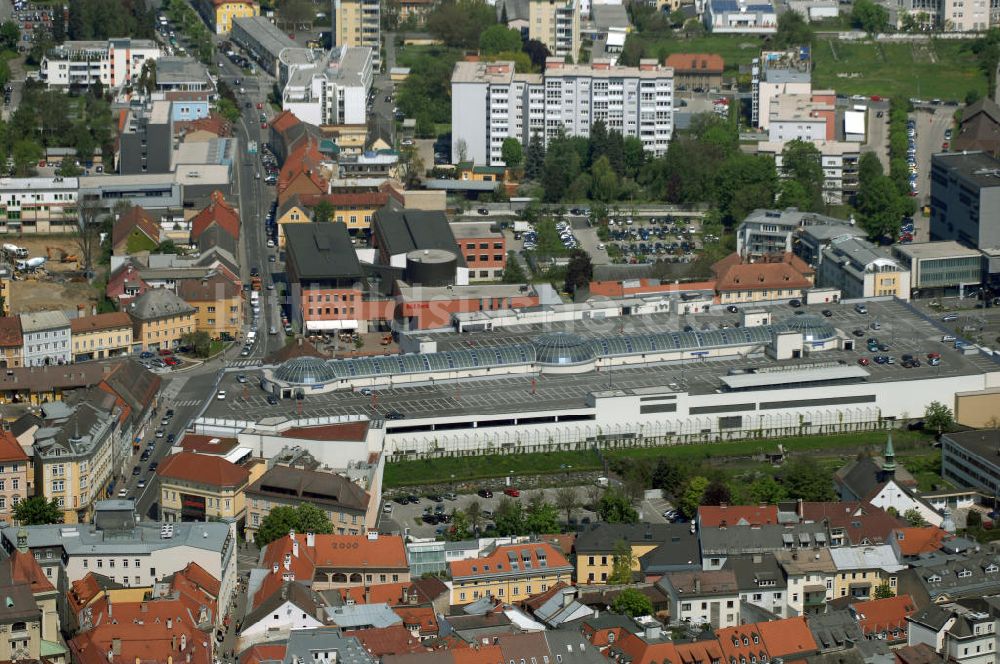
{"left": 932, "top": 151, "right": 1000, "bottom": 190}
{"left": 720, "top": 365, "right": 869, "bottom": 390}
{"left": 894, "top": 241, "right": 983, "bottom": 260}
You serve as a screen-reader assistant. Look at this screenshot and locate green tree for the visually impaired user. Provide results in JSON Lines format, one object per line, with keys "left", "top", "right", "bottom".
{"left": 774, "top": 10, "right": 813, "bottom": 48}
{"left": 924, "top": 401, "right": 955, "bottom": 433}
{"left": 874, "top": 582, "right": 894, "bottom": 599}
{"left": 447, "top": 509, "right": 471, "bottom": 540}
{"left": 57, "top": 159, "right": 83, "bottom": 177}
{"left": 611, "top": 588, "right": 654, "bottom": 617}
{"left": 501, "top": 252, "right": 528, "bottom": 283}
{"left": 542, "top": 131, "right": 581, "bottom": 201}
{"left": 702, "top": 479, "right": 731, "bottom": 506}
{"left": 782, "top": 459, "right": 835, "bottom": 501}
{"left": 555, "top": 486, "right": 580, "bottom": 523}
{"left": 466, "top": 499, "right": 483, "bottom": 533}
{"left": 525, "top": 496, "right": 560, "bottom": 533}
{"left": 494, "top": 496, "right": 525, "bottom": 535}
{"left": 157, "top": 240, "right": 180, "bottom": 255}
{"left": 678, "top": 476, "right": 709, "bottom": 518}
{"left": 563, "top": 249, "right": 593, "bottom": 294}
{"left": 608, "top": 539, "right": 635, "bottom": 584}
{"left": 777, "top": 179, "right": 815, "bottom": 211}
{"left": 590, "top": 156, "right": 620, "bottom": 202}
{"left": 748, "top": 475, "right": 788, "bottom": 504}
{"left": 973, "top": 29, "right": 1000, "bottom": 96}
{"left": 966, "top": 89, "right": 982, "bottom": 105}
{"left": 215, "top": 98, "right": 241, "bottom": 123}
{"left": 479, "top": 24, "right": 522, "bottom": 54}
{"left": 180, "top": 330, "right": 212, "bottom": 357}
{"left": 904, "top": 508, "right": 929, "bottom": 527}
{"left": 522, "top": 39, "right": 551, "bottom": 69}
{"left": 858, "top": 151, "right": 884, "bottom": 182}
{"left": 524, "top": 132, "right": 546, "bottom": 180}
{"left": 426, "top": 0, "right": 496, "bottom": 49}
{"left": 14, "top": 496, "right": 63, "bottom": 525}
{"left": 11, "top": 140, "right": 41, "bottom": 177}
{"left": 780, "top": 139, "right": 825, "bottom": 211}
{"left": 968, "top": 509, "right": 983, "bottom": 528}
{"left": 501, "top": 137, "right": 523, "bottom": 169}
{"left": 852, "top": 0, "right": 890, "bottom": 36}
{"left": 313, "top": 199, "right": 335, "bottom": 223}
{"left": 597, "top": 488, "right": 639, "bottom": 524}
{"left": 0, "top": 21, "right": 19, "bottom": 51}
{"left": 652, "top": 458, "right": 689, "bottom": 498}
{"left": 715, "top": 153, "right": 778, "bottom": 223}
{"left": 856, "top": 174, "right": 906, "bottom": 239}
{"left": 256, "top": 503, "right": 334, "bottom": 545}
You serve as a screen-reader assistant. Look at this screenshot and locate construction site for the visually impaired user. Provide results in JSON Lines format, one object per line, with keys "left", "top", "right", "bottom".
{"left": 1, "top": 235, "right": 100, "bottom": 315}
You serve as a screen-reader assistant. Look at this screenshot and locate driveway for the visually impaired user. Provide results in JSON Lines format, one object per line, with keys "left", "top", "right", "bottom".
{"left": 912, "top": 106, "right": 955, "bottom": 240}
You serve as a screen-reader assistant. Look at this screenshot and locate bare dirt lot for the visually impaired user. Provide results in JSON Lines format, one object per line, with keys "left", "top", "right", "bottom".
{"left": 14, "top": 236, "right": 83, "bottom": 273}
{"left": 5, "top": 236, "right": 101, "bottom": 314}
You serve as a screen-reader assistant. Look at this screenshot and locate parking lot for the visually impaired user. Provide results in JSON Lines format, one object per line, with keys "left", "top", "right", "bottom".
{"left": 604, "top": 216, "right": 703, "bottom": 265}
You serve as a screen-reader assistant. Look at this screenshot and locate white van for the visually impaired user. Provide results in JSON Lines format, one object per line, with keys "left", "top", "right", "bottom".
{"left": 246, "top": 330, "right": 257, "bottom": 343}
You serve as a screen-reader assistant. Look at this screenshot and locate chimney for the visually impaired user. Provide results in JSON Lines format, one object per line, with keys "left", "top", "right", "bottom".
{"left": 292, "top": 539, "right": 299, "bottom": 558}
{"left": 171, "top": 636, "right": 176, "bottom": 651}
{"left": 283, "top": 553, "right": 292, "bottom": 570}
{"left": 167, "top": 618, "right": 172, "bottom": 629}
{"left": 180, "top": 634, "right": 186, "bottom": 651}
{"left": 644, "top": 624, "right": 662, "bottom": 640}
{"left": 77, "top": 304, "right": 85, "bottom": 318}
{"left": 306, "top": 531, "right": 315, "bottom": 547}
{"left": 92, "top": 303, "right": 97, "bottom": 316}
{"left": 694, "top": 577, "right": 701, "bottom": 594}
{"left": 562, "top": 588, "right": 574, "bottom": 608}
{"left": 797, "top": 498, "right": 804, "bottom": 518}
{"left": 364, "top": 586, "right": 370, "bottom": 604}
{"left": 272, "top": 563, "right": 279, "bottom": 574}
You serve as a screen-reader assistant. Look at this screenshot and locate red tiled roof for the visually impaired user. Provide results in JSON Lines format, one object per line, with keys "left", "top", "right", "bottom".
{"left": 178, "top": 434, "right": 240, "bottom": 455}
{"left": 698, "top": 504, "right": 778, "bottom": 527}
{"left": 278, "top": 141, "right": 328, "bottom": 197}
{"left": 717, "top": 624, "right": 770, "bottom": 664}
{"left": 756, "top": 617, "right": 817, "bottom": 659}
{"left": 156, "top": 451, "right": 250, "bottom": 488}
{"left": 176, "top": 272, "right": 242, "bottom": 302}
{"left": 260, "top": 532, "right": 409, "bottom": 589}
{"left": 112, "top": 205, "right": 160, "bottom": 251}
{"left": 450, "top": 543, "right": 571, "bottom": 579}
{"left": 853, "top": 594, "right": 916, "bottom": 639}
{"left": 892, "top": 527, "right": 947, "bottom": 556}
{"left": 281, "top": 421, "right": 369, "bottom": 441}
{"left": 240, "top": 644, "right": 286, "bottom": 664}
{"left": 800, "top": 501, "right": 905, "bottom": 546}
{"left": 177, "top": 113, "right": 232, "bottom": 138}
{"left": 269, "top": 110, "right": 301, "bottom": 135}
{"left": 106, "top": 263, "right": 149, "bottom": 304}
{"left": 70, "top": 312, "right": 132, "bottom": 334}
{"left": 10, "top": 548, "right": 54, "bottom": 593}
{"left": 174, "top": 561, "right": 221, "bottom": 599}
{"left": 340, "top": 582, "right": 410, "bottom": 605}
{"left": 711, "top": 252, "right": 814, "bottom": 292}
{"left": 67, "top": 573, "right": 109, "bottom": 615}
{"left": 0, "top": 431, "right": 27, "bottom": 463}
{"left": 191, "top": 191, "right": 240, "bottom": 242}
{"left": 394, "top": 606, "right": 438, "bottom": 636}
{"left": 664, "top": 53, "right": 725, "bottom": 74}
{"left": 0, "top": 316, "right": 22, "bottom": 347}
{"left": 352, "top": 624, "right": 430, "bottom": 657}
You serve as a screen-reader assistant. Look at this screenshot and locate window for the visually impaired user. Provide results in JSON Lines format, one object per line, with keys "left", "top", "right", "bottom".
{"left": 97, "top": 559, "right": 103, "bottom": 568}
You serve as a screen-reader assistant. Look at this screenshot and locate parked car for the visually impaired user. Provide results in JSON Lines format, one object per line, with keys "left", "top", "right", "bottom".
{"left": 478, "top": 489, "right": 494, "bottom": 499}
{"left": 503, "top": 488, "right": 521, "bottom": 497}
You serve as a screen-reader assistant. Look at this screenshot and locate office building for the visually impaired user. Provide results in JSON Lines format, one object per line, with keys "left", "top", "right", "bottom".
{"left": 751, "top": 47, "right": 812, "bottom": 129}
{"left": 737, "top": 207, "right": 855, "bottom": 260}
{"left": 118, "top": 101, "right": 174, "bottom": 175}
{"left": 817, "top": 236, "right": 911, "bottom": 300}
{"left": 450, "top": 221, "right": 507, "bottom": 281}
{"left": 451, "top": 58, "right": 674, "bottom": 167}
{"left": 20, "top": 311, "right": 71, "bottom": 367}
{"left": 929, "top": 151, "right": 1000, "bottom": 250}
{"left": 705, "top": 0, "right": 777, "bottom": 33}
{"left": 941, "top": 430, "right": 1000, "bottom": 496}
{"left": 0, "top": 177, "right": 79, "bottom": 235}
{"left": 892, "top": 241, "right": 984, "bottom": 295}
{"left": 282, "top": 46, "right": 374, "bottom": 127}
{"left": 126, "top": 288, "right": 197, "bottom": 352}
{"left": 39, "top": 38, "right": 160, "bottom": 89}
{"left": 154, "top": 56, "right": 213, "bottom": 93}
{"left": 528, "top": 0, "right": 581, "bottom": 61}
{"left": 767, "top": 92, "right": 836, "bottom": 142}
{"left": 334, "top": 0, "right": 381, "bottom": 68}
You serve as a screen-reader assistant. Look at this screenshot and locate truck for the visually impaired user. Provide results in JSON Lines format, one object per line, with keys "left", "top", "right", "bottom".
{"left": 251, "top": 276, "right": 262, "bottom": 291}
{"left": 2, "top": 244, "right": 28, "bottom": 258}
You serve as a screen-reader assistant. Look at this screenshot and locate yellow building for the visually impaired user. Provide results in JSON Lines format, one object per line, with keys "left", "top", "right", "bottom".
{"left": 456, "top": 163, "right": 508, "bottom": 183}
{"left": 126, "top": 288, "right": 197, "bottom": 352}
{"left": 326, "top": 192, "right": 389, "bottom": 234}
{"left": 156, "top": 452, "right": 258, "bottom": 525}
{"left": 831, "top": 547, "right": 900, "bottom": 601}
{"left": 177, "top": 273, "right": 244, "bottom": 340}
{"left": 574, "top": 524, "right": 698, "bottom": 584}
{"left": 276, "top": 197, "right": 313, "bottom": 248}
{"left": 712, "top": 252, "right": 816, "bottom": 304}
{"left": 528, "top": 0, "right": 580, "bottom": 62}
{"left": 0, "top": 272, "right": 9, "bottom": 315}
{"left": 198, "top": 0, "right": 259, "bottom": 34}
{"left": 69, "top": 312, "right": 133, "bottom": 362}
{"left": 449, "top": 543, "right": 573, "bottom": 605}
{"left": 0, "top": 316, "right": 22, "bottom": 369}
{"left": 334, "top": 0, "right": 381, "bottom": 64}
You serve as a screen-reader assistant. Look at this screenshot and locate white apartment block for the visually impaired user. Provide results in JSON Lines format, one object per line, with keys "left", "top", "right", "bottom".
{"left": 758, "top": 139, "right": 860, "bottom": 205}
{"left": 282, "top": 46, "right": 373, "bottom": 126}
{"left": 0, "top": 177, "right": 79, "bottom": 235}
{"left": 529, "top": 0, "right": 581, "bottom": 61}
{"left": 451, "top": 58, "right": 673, "bottom": 167}
{"left": 751, "top": 48, "right": 812, "bottom": 129}
{"left": 767, "top": 93, "right": 836, "bottom": 143}
{"left": 39, "top": 38, "right": 161, "bottom": 89}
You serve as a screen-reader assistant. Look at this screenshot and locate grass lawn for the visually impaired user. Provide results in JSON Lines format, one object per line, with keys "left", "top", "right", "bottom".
{"left": 811, "top": 38, "right": 985, "bottom": 101}
{"left": 395, "top": 43, "right": 462, "bottom": 69}
{"left": 640, "top": 34, "right": 766, "bottom": 72}
{"left": 384, "top": 429, "right": 938, "bottom": 488}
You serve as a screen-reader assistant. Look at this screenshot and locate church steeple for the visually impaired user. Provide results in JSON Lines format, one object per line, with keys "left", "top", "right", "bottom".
{"left": 882, "top": 431, "right": 896, "bottom": 478}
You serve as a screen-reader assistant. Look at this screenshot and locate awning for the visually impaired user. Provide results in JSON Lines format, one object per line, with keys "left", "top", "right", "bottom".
{"left": 848, "top": 581, "right": 872, "bottom": 588}
{"left": 306, "top": 320, "right": 358, "bottom": 331}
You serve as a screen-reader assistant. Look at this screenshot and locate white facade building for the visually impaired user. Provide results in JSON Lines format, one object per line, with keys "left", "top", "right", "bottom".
{"left": 451, "top": 58, "right": 673, "bottom": 167}
{"left": 705, "top": 0, "right": 778, "bottom": 33}
{"left": 39, "top": 38, "right": 161, "bottom": 89}
{"left": 20, "top": 311, "right": 72, "bottom": 367}
{"left": 0, "top": 177, "right": 79, "bottom": 235}
{"left": 751, "top": 48, "right": 812, "bottom": 129}
{"left": 767, "top": 93, "right": 835, "bottom": 143}
{"left": 281, "top": 46, "right": 373, "bottom": 126}
{"left": 758, "top": 139, "right": 861, "bottom": 205}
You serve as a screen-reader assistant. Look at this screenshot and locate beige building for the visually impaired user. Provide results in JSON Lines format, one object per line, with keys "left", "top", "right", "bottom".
{"left": 0, "top": 432, "right": 29, "bottom": 523}
{"left": 126, "top": 288, "right": 197, "bottom": 352}
{"left": 176, "top": 272, "right": 244, "bottom": 340}
{"left": 334, "top": 0, "right": 381, "bottom": 67}
{"left": 69, "top": 312, "right": 133, "bottom": 362}
{"left": 156, "top": 452, "right": 258, "bottom": 526}
{"left": 711, "top": 252, "right": 816, "bottom": 304}
{"left": 0, "top": 316, "right": 22, "bottom": 369}
{"left": 450, "top": 543, "right": 573, "bottom": 606}
{"left": 817, "top": 236, "right": 911, "bottom": 301}
{"left": 529, "top": 0, "right": 581, "bottom": 62}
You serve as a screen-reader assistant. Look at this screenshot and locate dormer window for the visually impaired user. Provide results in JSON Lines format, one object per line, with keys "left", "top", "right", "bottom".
{"left": 742, "top": 637, "right": 749, "bottom": 646}
{"left": 752, "top": 634, "right": 759, "bottom": 645}
{"left": 986, "top": 564, "right": 998, "bottom": 574}
{"left": 732, "top": 638, "right": 739, "bottom": 647}
{"left": 958, "top": 569, "right": 973, "bottom": 579}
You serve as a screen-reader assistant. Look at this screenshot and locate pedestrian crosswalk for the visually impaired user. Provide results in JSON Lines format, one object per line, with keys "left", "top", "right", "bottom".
{"left": 174, "top": 399, "right": 203, "bottom": 408}
{"left": 227, "top": 359, "right": 262, "bottom": 368}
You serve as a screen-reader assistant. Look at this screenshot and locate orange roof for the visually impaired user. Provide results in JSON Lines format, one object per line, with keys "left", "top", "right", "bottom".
{"left": 260, "top": 532, "right": 409, "bottom": 587}
{"left": 112, "top": 205, "right": 160, "bottom": 250}
{"left": 174, "top": 561, "right": 221, "bottom": 600}
{"left": 240, "top": 644, "right": 286, "bottom": 664}
{"left": 0, "top": 431, "right": 28, "bottom": 463}
{"left": 588, "top": 278, "right": 717, "bottom": 299}
{"left": 156, "top": 451, "right": 250, "bottom": 488}
{"left": 451, "top": 645, "right": 503, "bottom": 663}
{"left": 352, "top": 624, "right": 430, "bottom": 657}
{"left": 281, "top": 421, "right": 369, "bottom": 441}
{"left": 717, "top": 624, "right": 771, "bottom": 664}
{"left": 278, "top": 141, "right": 328, "bottom": 197}
{"left": 10, "top": 549, "right": 54, "bottom": 593}
{"left": 178, "top": 434, "right": 240, "bottom": 455}
{"left": 450, "top": 543, "right": 571, "bottom": 579}
{"left": 0, "top": 316, "right": 22, "bottom": 348}
{"left": 756, "top": 617, "right": 817, "bottom": 659}
{"left": 893, "top": 527, "right": 947, "bottom": 556}
{"left": 664, "top": 52, "right": 725, "bottom": 74}
{"left": 177, "top": 113, "right": 232, "bottom": 138}
{"left": 711, "top": 252, "right": 814, "bottom": 292}
{"left": 393, "top": 606, "right": 438, "bottom": 635}
{"left": 68, "top": 574, "right": 106, "bottom": 615}
{"left": 698, "top": 504, "right": 778, "bottom": 527}
{"left": 190, "top": 190, "right": 240, "bottom": 242}
{"left": 853, "top": 595, "right": 916, "bottom": 638}
{"left": 340, "top": 582, "right": 410, "bottom": 605}
{"left": 70, "top": 312, "right": 133, "bottom": 334}
{"left": 269, "top": 110, "right": 301, "bottom": 135}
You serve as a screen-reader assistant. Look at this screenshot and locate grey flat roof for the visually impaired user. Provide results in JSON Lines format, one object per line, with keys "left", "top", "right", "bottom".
{"left": 2, "top": 520, "right": 230, "bottom": 555}
{"left": 233, "top": 16, "right": 298, "bottom": 57}
{"left": 943, "top": 430, "right": 1000, "bottom": 463}
{"left": 720, "top": 365, "right": 870, "bottom": 390}
{"left": 894, "top": 241, "right": 984, "bottom": 260}
{"left": 932, "top": 151, "right": 1000, "bottom": 190}
{"left": 155, "top": 57, "right": 209, "bottom": 84}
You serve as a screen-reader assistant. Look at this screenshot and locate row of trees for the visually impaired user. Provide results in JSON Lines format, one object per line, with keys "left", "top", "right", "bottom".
{"left": 855, "top": 99, "right": 917, "bottom": 239}
{"left": 68, "top": 0, "right": 155, "bottom": 41}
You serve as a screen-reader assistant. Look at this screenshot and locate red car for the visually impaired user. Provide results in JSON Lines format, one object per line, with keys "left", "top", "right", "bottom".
{"left": 857, "top": 357, "right": 870, "bottom": 366}
{"left": 256, "top": 102, "right": 263, "bottom": 110}
{"left": 158, "top": 348, "right": 173, "bottom": 356}
{"left": 261, "top": 122, "right": 268, "bottom": 129}
{"left": 164, "top": 357, "right": 179, "bottom": 366}
{"left": 927, "top": 352, "right": 941, "bottom": 360}
{"left": 503, "top": 488, "right": 520, "bottom": 497}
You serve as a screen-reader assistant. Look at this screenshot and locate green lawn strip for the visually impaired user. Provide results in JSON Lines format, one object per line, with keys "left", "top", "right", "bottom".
{"left": 384, "top": 450, "right": 603, "bottom": 488}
